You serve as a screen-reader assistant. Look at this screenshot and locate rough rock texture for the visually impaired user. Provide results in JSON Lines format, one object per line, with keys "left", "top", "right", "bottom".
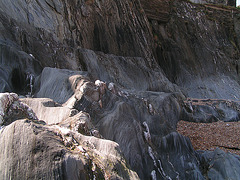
{"left": 31, "top": 68, "right": 205, "bottom": 179}
{"left": 0, "top": 119, "right": 139, "bottom": 179}
{"left": 0, "top": 0, "right": 240, "bottom": 179}
{"left": 0, "top": 43, "right": 42, "bottom": 94}
{"left": 147, "top": 1, "right": 240, "bottom": 100}
{"left": 0, "top": 0, "right": 156, "bottom": 72}
{"left": 1, "top": 0, "right": 239, "bottom": 99}
{"left": 199, "top": 148, "right": 240, "bottom": 179}
{"left": 20, "top": 97, "right": 72, "bottom": 125}
{"left": 0, "top": 93, "right": 37, "bottom": 125}
{"left": 182, "top": 98, "right": 240, "bottom": 122}
{"left": 35, "top": 67, "right": 89, "bottom": 104}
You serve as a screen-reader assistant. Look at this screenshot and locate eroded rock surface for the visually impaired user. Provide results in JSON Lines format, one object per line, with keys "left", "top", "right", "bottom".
{"left": 0, "top": 93, "right": 37, "bottom": 125}
{"left": 31, "top": 68, "right": 205, "bottom": 179}
{"left": 182, "top": 98, "right": 240, "bottom": 122}
{"left": 0, "top": 0, "right": 240, "bottom": 179}
{"left": 20, "top": 97, "right": 72, "bottom": 125}
{"left": 147, "top": 1, "right": 240, "bottom": 100}
{"left": 199, "top": 148, "right": 240, "bottom": 179}
{"left": 0, "top": 119, "right": 139, "bottom": 179}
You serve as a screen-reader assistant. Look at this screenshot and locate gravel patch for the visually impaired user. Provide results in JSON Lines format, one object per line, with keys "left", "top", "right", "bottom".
{"left": 177, "top": 120, "right": 240, "bottom": 155}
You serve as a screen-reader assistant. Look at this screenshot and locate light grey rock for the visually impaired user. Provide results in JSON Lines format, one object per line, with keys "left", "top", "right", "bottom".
{"left": 20, "top": 97, "right": 72, "bottom": 124}
{"left": 0, "top": 120, "right": 139, "bottom": 180}
{"left": 58, "top": 111, "right": 101, "bottom": 138}
{"left": 35, "top": 67, "right": 88, "bottom": 104}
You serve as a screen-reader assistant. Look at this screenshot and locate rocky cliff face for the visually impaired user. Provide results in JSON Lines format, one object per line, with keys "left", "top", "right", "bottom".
{"left": 145, "top": 0, "right": 240, "bottom": 100}
{"left": 0, "top": 0, "right": 240, "bottom": 179}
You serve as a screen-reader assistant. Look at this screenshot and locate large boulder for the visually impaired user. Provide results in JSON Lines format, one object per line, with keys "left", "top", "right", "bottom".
{"left": 199, "top": 148, "right": 240, "bottom": 180}
{"left": 0, "top": 119, "right": 139, "bottom": 179}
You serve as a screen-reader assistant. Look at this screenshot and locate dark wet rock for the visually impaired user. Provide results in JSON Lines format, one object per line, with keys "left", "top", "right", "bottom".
{"left": 182, "top": 98, "right": 240, "bottom": 122}
{"left": 0, "top": 42, "right": 42, "bottom": 94}
{"left": 78, "top": 49, "right": 180, "bottom": 93}
{"left": 157, "top": 132, "right": 205, "bottom": 180}
{"left": 199, "top": 148, "right": 240, "bottom": 180}
{"left": 0, "top": 0, "right": 156, "bottom": 73}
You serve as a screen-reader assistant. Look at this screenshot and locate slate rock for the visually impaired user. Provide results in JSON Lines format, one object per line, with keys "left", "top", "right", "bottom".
{"left": 181, "top": 98, "right": 240, "bottom": 123}
{"left": 199, "top": 148, "right": 240, "bottom": 180}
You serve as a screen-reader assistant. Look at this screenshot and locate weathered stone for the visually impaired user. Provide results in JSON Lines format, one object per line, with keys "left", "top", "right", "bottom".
{"left": 199, "top": 148, "right": 240, "bottom": 180}
{"left": 0, "top": 120, "right": 139, "bottom": 179}
{"left": 158, "top": 132, "right": 205, "bottom": 180}
{"left": 58, "top": 111, "right": 99, "bottom": 137}
{"left": 0, "top": 93, "right": 18, "bottom": 124}
{"left": 0, "top": 43, "right": 42, "bottom": 95}
{"left": 20, "top": 97, "right": 72, "bottom": 125}
{"left": 78, "top": 48, "right": 180, "bottom": 93}
{"left": 148, "top": 1, "right": 240, "bottom": 100}
{"left": 0, "top": 0, "right": 240, "bottom": 179}
{"left": 35, "top": 67, "right": 88, "bottom": 104}
{"left": 0, "top": 93, "right": 37, "bottom": 125}
{"left": 181, "top": 98, "right": 240, "bottom": 123}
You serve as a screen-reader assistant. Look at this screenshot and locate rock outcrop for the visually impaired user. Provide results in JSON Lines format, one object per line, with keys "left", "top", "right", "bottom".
{"left": 0, "top": 93, "right": 37, "bottom": 125}
{"left": 182, "top": 98, "right": 240, "bottom": 122}
{"left": 0, "top": 0, "right": 240, "bottom": 179}
{"left": 147, "top": 0, "right": 240, "bottom": 100}
{"left": 199, "top": 148, "right": 240, "bottom": 179}
{"left": 0, "top": 119, "right": 139, "bottom": 179}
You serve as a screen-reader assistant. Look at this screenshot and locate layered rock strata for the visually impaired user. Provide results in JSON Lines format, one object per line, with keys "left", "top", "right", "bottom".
{"left": 0, "top": 0, "right": 240, "bottom": 179}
